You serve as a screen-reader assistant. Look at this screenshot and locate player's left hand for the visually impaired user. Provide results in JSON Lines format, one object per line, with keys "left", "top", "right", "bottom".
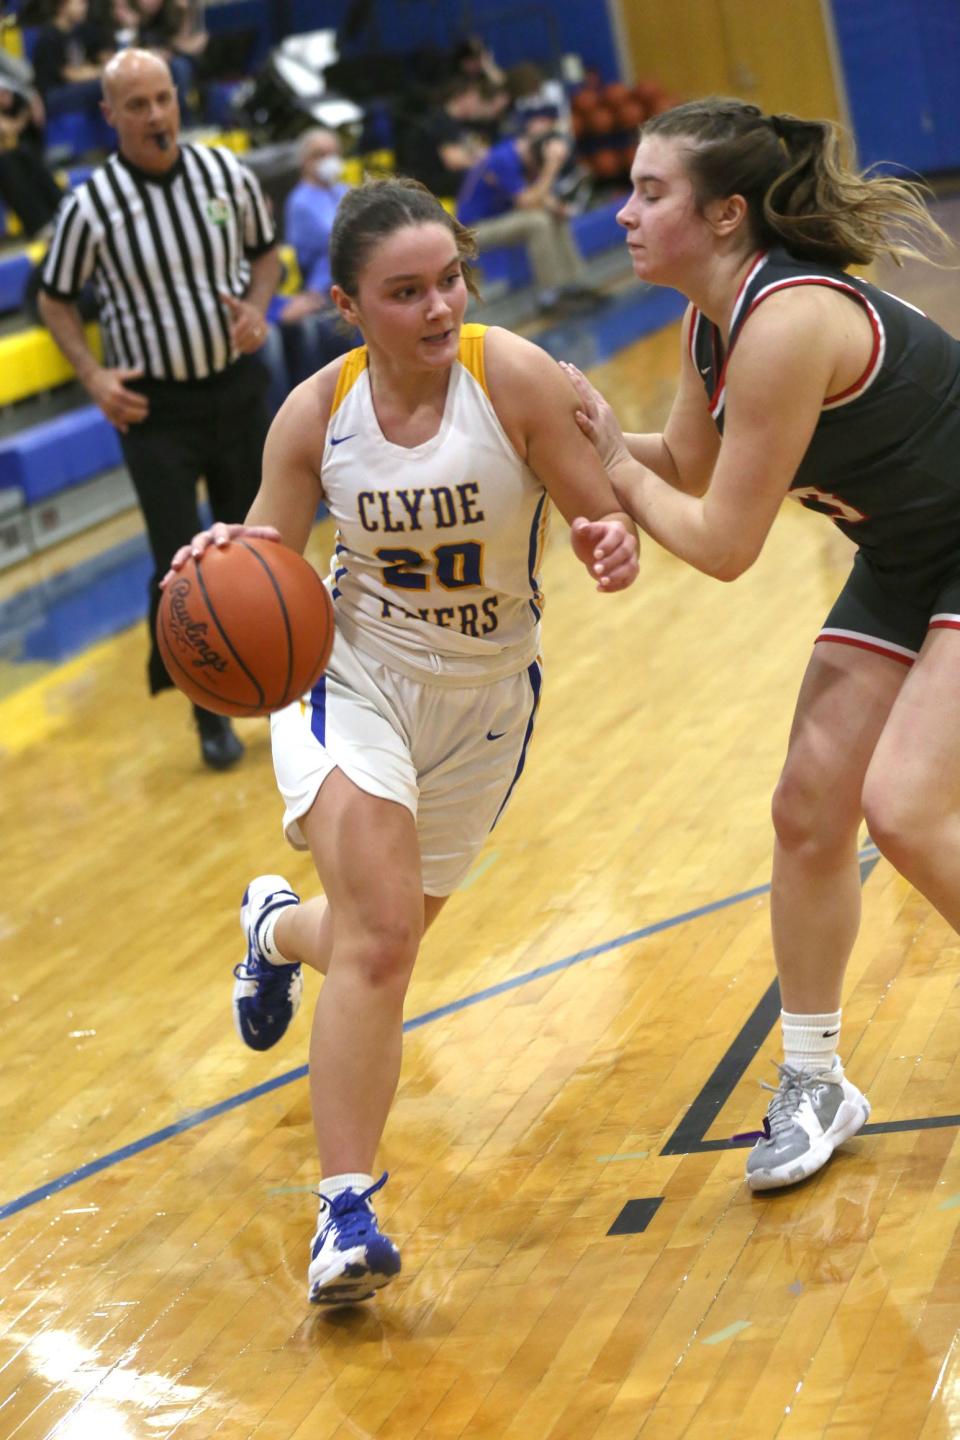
{"left": 220, "top": 291, "right": 269, "bottom": 354}
{"left": 570, "top": 517, "right": 639, "bottom": 592}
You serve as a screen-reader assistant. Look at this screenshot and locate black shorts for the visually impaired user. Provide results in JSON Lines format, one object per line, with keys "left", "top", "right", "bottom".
{"left": 818, "top": 551, "right": 960, "bottom": 666}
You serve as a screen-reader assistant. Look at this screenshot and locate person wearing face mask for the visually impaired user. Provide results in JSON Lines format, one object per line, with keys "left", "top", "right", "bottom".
{"left": 282, "top": 128, "right": 350, "bottom": 321}
{"left": 278, "top": 126, "right": 356, "bottom": 386}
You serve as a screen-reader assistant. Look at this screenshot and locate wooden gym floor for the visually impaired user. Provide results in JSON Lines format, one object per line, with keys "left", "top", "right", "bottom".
{"left": 3, "top": 202, "right": 960, "bottom": 1438}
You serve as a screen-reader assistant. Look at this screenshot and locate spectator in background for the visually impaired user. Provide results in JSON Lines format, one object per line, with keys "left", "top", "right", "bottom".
{"left": 134, "top": 0, "right": 256, "bottom": 99}
{"left": 88, "top": 0, "right": 143, "bottom": 52}
{"left": 504, "top": 62, "right": 593, "bottom": 211}
{"left": 505, "top": 62, "right": 571, "bottom": 132}
{"left": 278, "top": 126, "right": 356, "bottom": 386}
{"left": 397, "top": 76, "right": 495, "bottom": 201}
{"left": 129, "top": 0, "right": 199, "bottom": 116}
{"left": 0, "top": 48, "right": 63, "bottom": 239}
{"left": 457, "top": 111, "right": 600, "bottom": 316}
{"left": 32, "top": 0, "right": 110, "bottom": 103}
{"left": 0, "top": 74, "right": 64, "bottom": 236}
{"left": 112, "top": 0, "right": 139, "bottom": 46}
{"left": 283, "top": 127, "right": 349, "bottom": 308}
{"left": 134, "top": 0, "right": 205, "bottom": 59}
{"left": 451, "top": 35, "right": 504, "bottom": 91}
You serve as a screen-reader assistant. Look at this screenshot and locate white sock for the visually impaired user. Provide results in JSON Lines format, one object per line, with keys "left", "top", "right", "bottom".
{"left": 258, "top": 903, "right": 297, "bottom": 966}
{"left": 780, "top": 1009, "right": 842, "bottom": 1075}
{"left": 319, "top": 1172, "right": 374, "bottom": 1203}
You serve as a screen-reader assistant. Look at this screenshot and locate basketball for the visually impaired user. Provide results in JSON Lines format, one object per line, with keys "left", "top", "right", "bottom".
{"left": 156, "top": 537, "right": 334, "bottom": 717}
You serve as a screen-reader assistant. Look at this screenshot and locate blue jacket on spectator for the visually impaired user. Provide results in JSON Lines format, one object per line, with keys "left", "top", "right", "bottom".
{"left": 283, "top": 178, "right": 350, "bottom": 296}
{"left": 457, "top": 138, "right": 526, "bottom": 224}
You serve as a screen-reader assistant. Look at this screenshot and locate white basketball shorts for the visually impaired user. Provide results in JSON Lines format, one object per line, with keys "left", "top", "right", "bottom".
{"left": 270, "top": 629, "right": 543, "bottom": 895}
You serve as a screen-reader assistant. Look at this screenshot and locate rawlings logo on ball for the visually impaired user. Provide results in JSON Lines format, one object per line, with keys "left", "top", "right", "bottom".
{"left": 168, "top": 578, "right": 229, "bottom": 673}
{"left": 157, "top": 540, "right": 334, "bottom": 716}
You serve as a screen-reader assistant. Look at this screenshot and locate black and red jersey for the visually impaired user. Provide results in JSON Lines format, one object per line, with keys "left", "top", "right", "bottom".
{"left": 690, "top": 247, "right": 960, "bottom": 585}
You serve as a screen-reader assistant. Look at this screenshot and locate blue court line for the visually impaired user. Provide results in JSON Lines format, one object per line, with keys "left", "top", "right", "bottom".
{"left": 0, "top": 874, "right": 782, "bottom": 1223}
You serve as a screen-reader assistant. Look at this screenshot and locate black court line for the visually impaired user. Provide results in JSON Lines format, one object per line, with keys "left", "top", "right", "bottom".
{"left": 608, "top": 1197, "right": 663, "bottom": 1235}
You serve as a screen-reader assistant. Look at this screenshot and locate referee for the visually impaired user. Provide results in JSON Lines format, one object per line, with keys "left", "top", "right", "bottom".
{"left": 39, "top": 47, "right": 281, "bottom": 770}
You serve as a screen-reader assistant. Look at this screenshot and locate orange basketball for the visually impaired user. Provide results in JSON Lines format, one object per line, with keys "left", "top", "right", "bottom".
{"left": 157, "top": 537, "right": 334, "bottom": 717}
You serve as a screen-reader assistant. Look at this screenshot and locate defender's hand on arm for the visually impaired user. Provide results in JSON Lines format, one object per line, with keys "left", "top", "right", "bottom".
{"left": 559, "top": 361, "right": 631, "bottom": 470}
{"left": 485, "top": 329, "right": 640, "bottom": 593}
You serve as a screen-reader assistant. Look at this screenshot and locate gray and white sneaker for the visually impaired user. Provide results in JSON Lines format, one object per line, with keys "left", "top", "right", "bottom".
{"left": 745, "top": 1062, "right": 871, "bottom": 1191}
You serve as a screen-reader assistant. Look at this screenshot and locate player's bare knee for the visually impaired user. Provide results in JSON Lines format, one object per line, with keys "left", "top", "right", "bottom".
{"left": 861, "top": 777, "right": 932, "bottom": 870}
{"left": 771, "top": 771, "right": 823, "bottom": 852}
{"left": 772, "top": 769, "right": 856, "bottom": 857}
{"left": 347, "top": 912, "right": 421, "bottom": 990}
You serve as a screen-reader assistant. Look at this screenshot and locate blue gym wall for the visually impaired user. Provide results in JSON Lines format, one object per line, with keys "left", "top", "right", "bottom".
{"left": 830, "top": 0, "right": 960, "bottom": 174}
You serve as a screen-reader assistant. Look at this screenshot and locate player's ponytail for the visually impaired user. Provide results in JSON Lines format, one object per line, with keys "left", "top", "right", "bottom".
{"left": 643, "top": 97, "right": 951, "bottom": 268}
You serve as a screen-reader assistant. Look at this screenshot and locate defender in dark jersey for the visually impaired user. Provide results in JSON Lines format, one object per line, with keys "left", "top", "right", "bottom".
{"left": 563, "top": 96, "right": 960, "bottom": 1191}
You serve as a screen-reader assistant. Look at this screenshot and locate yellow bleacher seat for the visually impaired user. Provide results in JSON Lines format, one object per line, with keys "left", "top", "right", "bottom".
{"left": 277, "top": 244, "right": 302, "bottom": 296}
{"left": 363, "top": 149, "right": 396, "bottom": 176}
{"left": 0, "top": 22, "right": 24, "bottom": 59}
{"left": 194, "top": 129, "right": 251, "bottom": 154}
{"left": 0, "top": 324, "right": 102, "bottom": 407}
{"left": 342, "top": 151, "right": 396, "bottom": 186}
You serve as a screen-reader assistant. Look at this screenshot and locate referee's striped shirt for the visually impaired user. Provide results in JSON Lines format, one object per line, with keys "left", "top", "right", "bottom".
{"left": 41, "top": 143, "right": 276, "bottom": 382}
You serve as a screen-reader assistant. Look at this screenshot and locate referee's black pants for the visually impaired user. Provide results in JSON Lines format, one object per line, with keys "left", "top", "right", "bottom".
{"left": 118, "top": 355, "right": 271, "bottom": 696}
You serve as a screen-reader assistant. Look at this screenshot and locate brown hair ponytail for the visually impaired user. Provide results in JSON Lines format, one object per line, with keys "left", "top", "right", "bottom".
{"left": 643, "top": 97, "right": 951, "bottom": 269}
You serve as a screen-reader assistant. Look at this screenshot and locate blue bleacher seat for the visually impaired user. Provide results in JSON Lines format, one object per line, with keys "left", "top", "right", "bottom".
{"left": 44, "top": 107, "right": 113, "bottom": 161}
{"left": 0, "top": 405, "right": 122, "bottom": 505}
{"left": 203, "top": 81, "right": 244, "bottom": 128}
{"left": 0, "top": 252, "right": 35, "bottom": 314}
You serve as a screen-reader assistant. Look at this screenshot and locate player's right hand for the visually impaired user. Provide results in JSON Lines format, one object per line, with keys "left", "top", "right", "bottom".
{"left": 559, "top": 361, "right": 630, "bottom": 470}
{"left": 160, "top": 523, "right": 282, "bottom": 588}
{"left": 88, "top": 366, "right": 150, "bottom": 433}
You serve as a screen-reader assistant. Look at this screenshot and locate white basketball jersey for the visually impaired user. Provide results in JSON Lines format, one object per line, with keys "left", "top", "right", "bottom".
{"left": 321, "top": 324, "right": 549, "bottom": 685}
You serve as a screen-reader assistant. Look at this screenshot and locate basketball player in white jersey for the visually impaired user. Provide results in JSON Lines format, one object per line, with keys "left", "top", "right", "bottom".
{"left": 164, "top": 178, "right": 637, "bottom": 1305}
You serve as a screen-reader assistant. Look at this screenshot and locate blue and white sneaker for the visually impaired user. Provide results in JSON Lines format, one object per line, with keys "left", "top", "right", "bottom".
{"left": 233, "top": 874, "right": 302, "bottom": 1052}
{"left": 308, "top": 1173, "right": 402, "bottom": 1305}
